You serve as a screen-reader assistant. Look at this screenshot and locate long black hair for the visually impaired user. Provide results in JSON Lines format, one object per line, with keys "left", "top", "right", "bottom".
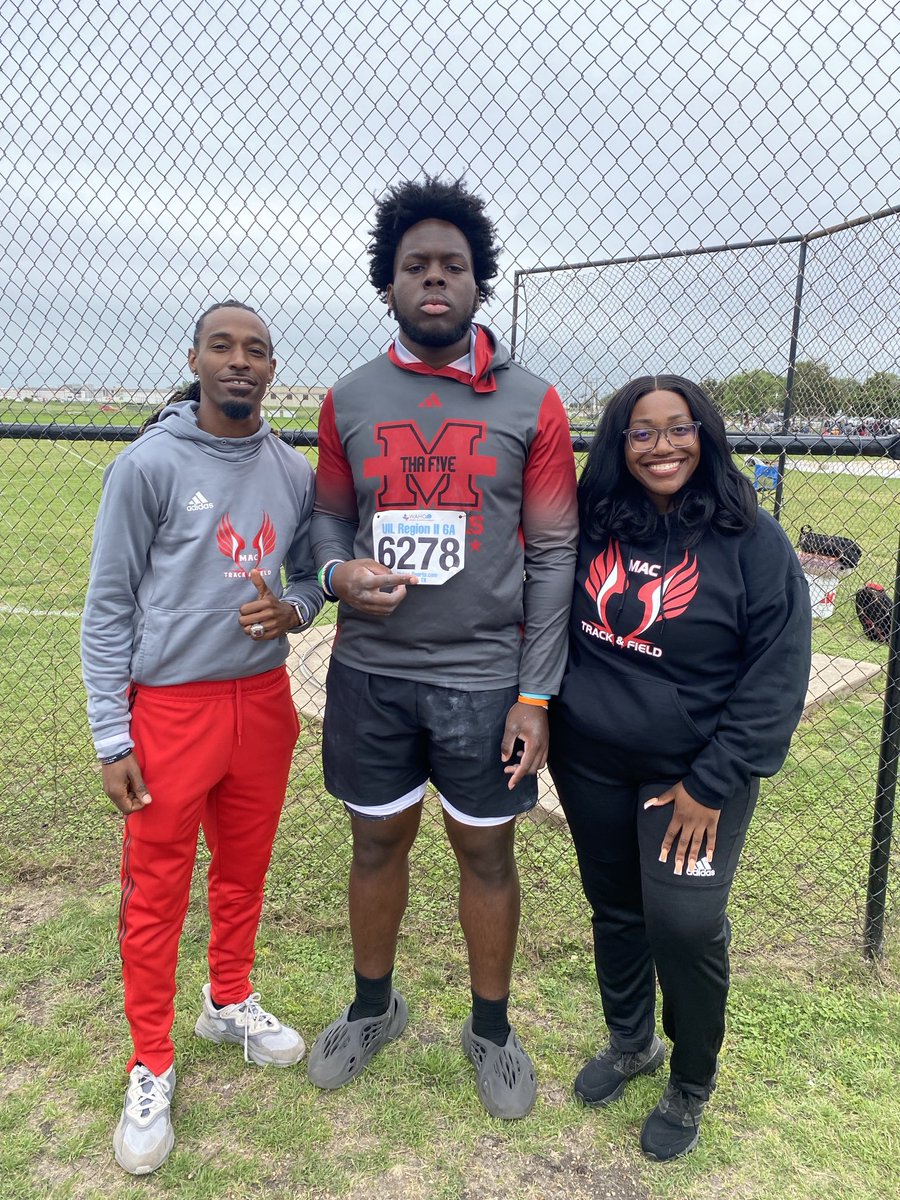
{"left": 368, "top": 176, "right": 500, "bottom": 303}
{"left": 578, "top": 375, "right": 757, "bottom": 546}
{"left": 140, "top": 301, "right": 271, "bottom": 434}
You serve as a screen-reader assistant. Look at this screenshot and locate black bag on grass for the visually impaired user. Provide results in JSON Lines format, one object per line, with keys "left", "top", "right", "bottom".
{"left": 855, "top": 583, "right": 893, "bottom": 644}
{"left": 797, "top": 525, "right": 862, "bottom": 570}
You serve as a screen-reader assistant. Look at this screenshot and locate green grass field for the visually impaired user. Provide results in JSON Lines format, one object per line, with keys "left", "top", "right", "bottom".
{"left": 0, "top": 399, "right": 323, "bottom": 431}
{"left": 1, "top": 434, "right": 898, "bottom": 1199}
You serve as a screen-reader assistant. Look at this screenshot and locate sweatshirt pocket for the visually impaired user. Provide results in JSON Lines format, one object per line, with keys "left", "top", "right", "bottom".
{"left": 557, "top": 659, "right": 707, "bottom": 755}
{"left": 133, "top": 604, "right": 277, "bottom": 684}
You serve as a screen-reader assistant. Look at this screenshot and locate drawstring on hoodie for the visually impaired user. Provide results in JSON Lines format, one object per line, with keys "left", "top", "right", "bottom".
{"left": 659, "top": 518, "right": 671, "bottom": 630}
{"left": 616, "top": 548, "right": 628, "bottom": 622}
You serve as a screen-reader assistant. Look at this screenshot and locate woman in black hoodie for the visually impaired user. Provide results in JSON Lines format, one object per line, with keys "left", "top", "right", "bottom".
{"left": 548, "top": 376, "right": 811, "bottom": 1161}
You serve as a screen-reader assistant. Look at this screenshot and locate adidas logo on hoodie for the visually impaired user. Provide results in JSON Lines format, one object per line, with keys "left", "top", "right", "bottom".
{"left": 186, "top": 491, "right": 214, "bottom": 511}
{"left": 686, "top": 857, "right": 716, "bottom": 878}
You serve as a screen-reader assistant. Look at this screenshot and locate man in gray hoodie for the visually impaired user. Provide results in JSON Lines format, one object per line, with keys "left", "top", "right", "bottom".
{"left": 81, "top": 301, "right": 323, "bottom": 1175}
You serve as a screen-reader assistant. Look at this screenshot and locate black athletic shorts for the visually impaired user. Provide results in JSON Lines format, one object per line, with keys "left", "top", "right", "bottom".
{"left": 322, "top": 658, "right": 539, "bottom": 822}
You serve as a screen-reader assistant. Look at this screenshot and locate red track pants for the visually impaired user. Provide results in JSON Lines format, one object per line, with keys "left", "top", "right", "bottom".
{"left": 119, "top": 666, "right": 299, "bottom": 1075}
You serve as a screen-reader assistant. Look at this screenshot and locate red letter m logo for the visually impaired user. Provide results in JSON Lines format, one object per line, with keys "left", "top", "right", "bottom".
{"left": 364, "top": 420, "right": 497, "bottom": 508}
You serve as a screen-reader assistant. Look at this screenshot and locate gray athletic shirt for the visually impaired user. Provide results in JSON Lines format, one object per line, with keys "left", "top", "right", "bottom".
{"left": 311, "top": 328, "right": 578, "bottom": 693}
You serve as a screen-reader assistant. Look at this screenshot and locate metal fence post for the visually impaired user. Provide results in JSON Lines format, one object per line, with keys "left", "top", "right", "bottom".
{"left": 774, "top": 238, "right": 807, "bottom": 524}
{"left": 510, "top": 269, "right": 522, "bottom": 361}
{"left": 864, "top": 529, "right": 900, "bottom": 959}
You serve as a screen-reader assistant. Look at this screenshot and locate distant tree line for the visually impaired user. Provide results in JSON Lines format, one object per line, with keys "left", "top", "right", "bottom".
{"left": 699, "top": 362, "right": 900, "bottom": 425}
{"left": 567, "top": 361, "right": 900, "bottom": 430}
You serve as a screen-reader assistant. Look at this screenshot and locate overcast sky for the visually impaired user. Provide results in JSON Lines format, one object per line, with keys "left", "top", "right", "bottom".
{"left": 1, "top": 0, "right": 898, "bottom": 393}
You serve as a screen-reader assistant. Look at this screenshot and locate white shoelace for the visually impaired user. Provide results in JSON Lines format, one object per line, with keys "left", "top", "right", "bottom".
{"left": 223, "top": 993, "right": 279, "bottom": 1062}
{"left": 125, "top": 1068, "right": 170, "bottom": 1124}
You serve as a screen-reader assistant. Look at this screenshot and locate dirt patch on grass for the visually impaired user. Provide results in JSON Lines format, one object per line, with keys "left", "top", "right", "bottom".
{"left": 30, "top": 1150, "right": 88, "bottom": 1195}
{"left": 0, "top": 883, "right": 70, "bottom": 938}
{"left": 0, "top": 1062, "right": 40, "bottom": 1101}
{"left": 0, "top": 881, "right": 78, "bottom": 965}
{"left": 731, "top": 940, "right": 900, "bottom": 989}
{"left": 15, "top": 979, "right": 50, "bottom": 1024}
{"left": 334, "top": 1129, "right": 650, "bottom": 1200}
{"left": 461, "top": 1141, "right": 649, "bottom": 1200}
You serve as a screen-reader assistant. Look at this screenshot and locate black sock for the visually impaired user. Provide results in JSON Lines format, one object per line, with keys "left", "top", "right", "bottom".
{"left": 348, "top": 967, "right": 393, "bottom": 1020}
{"left": 471, "top": 989, "right": 510, "bottom": 1046}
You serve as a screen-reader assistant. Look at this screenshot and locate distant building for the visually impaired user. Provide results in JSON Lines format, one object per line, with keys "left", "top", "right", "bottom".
{"left": 2, "top": 383, "right": 327, "bottom": 410}
{"left": 267, "top": 384, "right": 327, "bottom": 409}
{"left": 1, "top": 386, "right": 170, "bottom": 407}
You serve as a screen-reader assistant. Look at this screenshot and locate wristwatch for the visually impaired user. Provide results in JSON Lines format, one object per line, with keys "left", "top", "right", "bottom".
{"left": 289, "top": 601, "right": 308, "bottom": 629}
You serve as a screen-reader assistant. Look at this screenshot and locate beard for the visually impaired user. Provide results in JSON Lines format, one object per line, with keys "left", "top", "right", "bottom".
{"left": 395, "top": 308, "right": 475, "bottom": 350}
{"left": 222, "top": 400, "right": 254, "bottom": 422}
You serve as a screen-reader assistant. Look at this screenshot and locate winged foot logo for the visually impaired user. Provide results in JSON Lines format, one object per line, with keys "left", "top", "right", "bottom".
{"left": 216, "top": 513, "right": 277, "bottom": 578}
{"left": 582, "top": 540, "right": 700, "bottom": 656}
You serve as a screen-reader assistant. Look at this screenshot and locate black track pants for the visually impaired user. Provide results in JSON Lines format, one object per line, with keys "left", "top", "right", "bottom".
{"left": 548, "top": 719, "right": 757, "bottom": 1099}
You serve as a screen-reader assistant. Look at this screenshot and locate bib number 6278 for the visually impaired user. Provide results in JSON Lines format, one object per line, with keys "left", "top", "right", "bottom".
{"left": 376, "top": 534, "right": 461, "bottom": 572}
{"left": 371, "top": 510, "right": 466, "bottom": 585}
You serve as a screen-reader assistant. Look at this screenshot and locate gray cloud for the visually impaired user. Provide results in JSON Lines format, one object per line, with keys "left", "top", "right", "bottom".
{"left": 1, "top": 0, "right": 898, "bottom": 389}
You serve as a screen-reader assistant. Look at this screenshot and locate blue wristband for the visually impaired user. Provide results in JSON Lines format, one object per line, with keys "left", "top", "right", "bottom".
{"left": 324, "top": 560, "right": 342, "bottom": 599}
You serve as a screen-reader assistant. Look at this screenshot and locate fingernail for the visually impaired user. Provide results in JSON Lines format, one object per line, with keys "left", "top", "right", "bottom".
{"left": 644, "top": 799, "right": 654, "bottom": 809}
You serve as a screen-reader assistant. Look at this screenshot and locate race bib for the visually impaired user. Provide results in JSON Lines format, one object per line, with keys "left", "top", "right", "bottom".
{"left": 372, "top": 510, "right": 466, "bottom": 585}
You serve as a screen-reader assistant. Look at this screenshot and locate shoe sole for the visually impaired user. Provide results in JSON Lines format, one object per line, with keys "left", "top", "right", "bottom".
{"left": 113, "top": 1124, "right": 174, "bottom": 1175}
{"left": 307, "top": 992, "right": 408, "bottom": 1089}
{"left": 640, "top": 1129, "right": 700, "bottom": 1161}
{"left": 573, "top": 1040, "right": 666, "bottom": 1108}
{"left": 193, "top": 1015, "right": 306, "bottom": 1066}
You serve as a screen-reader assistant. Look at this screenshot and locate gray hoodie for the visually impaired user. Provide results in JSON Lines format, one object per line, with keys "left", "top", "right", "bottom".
{"left": 81, "top": 400, "right": 322, "bottom": 757}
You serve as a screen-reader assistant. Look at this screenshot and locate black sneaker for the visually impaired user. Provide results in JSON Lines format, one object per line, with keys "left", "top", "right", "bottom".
{"left": 573, "top": 1034, "right": 665, "bottom": 1107}
{"left": 639, "top": 1081, "right": 706, "bottom": 1161}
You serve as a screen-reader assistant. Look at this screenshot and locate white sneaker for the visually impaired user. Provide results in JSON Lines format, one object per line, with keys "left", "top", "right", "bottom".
{"left": 194, "top": 983, "right": 306, "bottom": 1066}
{"left": 113, "top": 1063, "right": 175, "bottom": 1175}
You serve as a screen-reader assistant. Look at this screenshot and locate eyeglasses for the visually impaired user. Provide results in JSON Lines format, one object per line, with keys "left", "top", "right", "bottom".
{"left": 623, "top": 422, "right": 701, "bottom": 452}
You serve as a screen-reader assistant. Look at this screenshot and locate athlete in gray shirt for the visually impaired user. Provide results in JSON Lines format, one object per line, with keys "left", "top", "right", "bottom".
{"left": 307, "top": 178, "right": 578, "bottom": 1119}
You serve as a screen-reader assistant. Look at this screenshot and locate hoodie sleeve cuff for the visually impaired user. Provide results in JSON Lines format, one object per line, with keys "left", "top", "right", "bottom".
{"left": 681, "top": 772, "right": 726, "bottom": 810}
{"left": 94, "top": 736, "right": 134, "bottom": 761}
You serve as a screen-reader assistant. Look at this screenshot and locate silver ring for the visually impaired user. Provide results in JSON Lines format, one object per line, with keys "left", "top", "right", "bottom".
{"left": 250, "top": 622, "right": 265, "bottom": 639}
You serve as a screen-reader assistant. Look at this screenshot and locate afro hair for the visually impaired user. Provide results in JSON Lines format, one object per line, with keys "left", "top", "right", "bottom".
{"left": 368, "top": 176, "right": 501, "bottom": 303}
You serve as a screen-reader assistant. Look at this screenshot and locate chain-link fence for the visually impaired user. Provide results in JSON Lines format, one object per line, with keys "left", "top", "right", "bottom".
{"left": 1, "top": 0, "right": 899, "bottom": 955}
{"left": 513, "top": 207, "right": 900, "bottom": 953}
{"left": 512, "top": 209, "right": 900, "bottom": 430}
